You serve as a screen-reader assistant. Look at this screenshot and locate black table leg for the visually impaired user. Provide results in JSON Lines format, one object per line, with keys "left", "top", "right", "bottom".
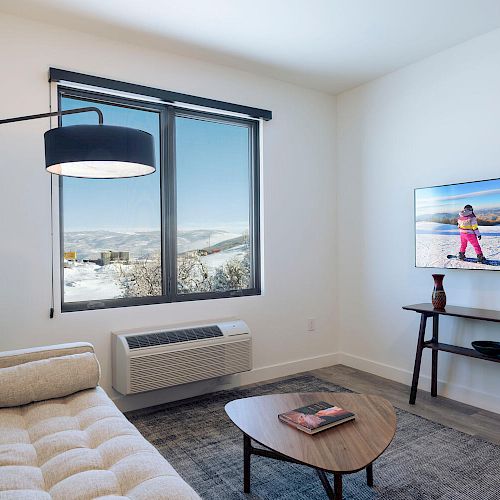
{"left": 316, "top": 470, "right": 335, "bottom": 499}
{"left": 431, "top": 314, "right": 439, "bottom": 397}
{"left": 334, "top": 473, "right": 343, "bottom": 499}
{"left": 409, "top": 313, "right": 428, "bottom": 404}
{"left": 243, "top": 433, "right": 251, "bottom": 493}
{"left": 245, "top": 437, "right": 350, "bottom": 500}
{"left": 366, "top": 463, "right": 373, "bottom": 486}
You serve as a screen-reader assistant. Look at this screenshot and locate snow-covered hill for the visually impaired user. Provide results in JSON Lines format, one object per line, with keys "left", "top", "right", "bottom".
{"left": 64, "top": 229, "right": 240, "bottom": 259}
{"left": 416, "top": 221, "right": 500, "bottom": 236}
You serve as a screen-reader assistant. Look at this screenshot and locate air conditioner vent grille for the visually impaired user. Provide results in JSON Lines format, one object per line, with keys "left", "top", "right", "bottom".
{"left": 128, "top": 339, "right": 252, "bottom": 393}
{"left": 126, "top": 325, "right": 223, "bottom": 349}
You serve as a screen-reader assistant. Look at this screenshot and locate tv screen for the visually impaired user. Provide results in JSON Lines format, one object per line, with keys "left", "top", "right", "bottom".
{"left": 415, "top": 178, "right": 500, "bottom": 270}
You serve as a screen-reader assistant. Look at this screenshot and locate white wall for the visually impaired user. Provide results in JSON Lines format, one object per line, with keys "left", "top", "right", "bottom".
{"left": 5, "top": 10, "right": 497, "bottom": 415}
{"left": 337, "top": 28, "right": 500, "bottom": 413}
{"left": 0, "top": 13, "right": 338, "bottom": 411}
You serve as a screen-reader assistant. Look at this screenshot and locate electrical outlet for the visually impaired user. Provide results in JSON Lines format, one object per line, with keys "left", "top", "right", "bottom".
{"left": 307, "top": 318, "right": 316, "bottom": 332}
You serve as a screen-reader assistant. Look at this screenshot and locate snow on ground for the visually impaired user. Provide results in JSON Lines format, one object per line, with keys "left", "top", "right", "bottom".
{"left": 64, "top": 241, "right": 247, "bottom": 302}
{"left": 201, "top": 244, "right": 247, "bottom": 271}
{"left": 416, "top": 222, "right": 500, "bottom": 269}
{"left": 64, "top": 262, "right": 123, "bottom": 302}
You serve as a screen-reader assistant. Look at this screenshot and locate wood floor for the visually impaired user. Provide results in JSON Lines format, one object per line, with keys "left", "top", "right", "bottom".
{"left": 305, "top": 364, "right": 500, "bottom": 445}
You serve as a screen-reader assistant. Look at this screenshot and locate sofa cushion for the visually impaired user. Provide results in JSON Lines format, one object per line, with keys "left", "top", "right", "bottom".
{"left": 0, "top": 353, "right": 100, "bottom": 408}
{"left": 0, "top": 386, "right": 199, "bottom": 499}
{"left": 0, "top": 343, "right": 94, "bottom": 369}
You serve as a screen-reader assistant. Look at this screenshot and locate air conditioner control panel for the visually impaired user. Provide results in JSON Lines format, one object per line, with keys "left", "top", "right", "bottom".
{"left": 219, "top": 320, "right": 249, "bottom": 336}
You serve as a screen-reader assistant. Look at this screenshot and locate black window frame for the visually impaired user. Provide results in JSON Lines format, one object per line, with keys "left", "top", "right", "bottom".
{"left": 58, "top": 86, "right": 261, "bottom": 312}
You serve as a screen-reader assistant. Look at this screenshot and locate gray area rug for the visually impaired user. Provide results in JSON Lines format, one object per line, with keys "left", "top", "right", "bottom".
{"left": 126, "top": 375, "right": 500, "bottom": 499}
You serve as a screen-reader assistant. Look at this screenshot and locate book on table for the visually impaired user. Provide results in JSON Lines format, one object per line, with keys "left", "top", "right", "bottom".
{"left": 278, "top": 401, "right": 355, "bottom": 435}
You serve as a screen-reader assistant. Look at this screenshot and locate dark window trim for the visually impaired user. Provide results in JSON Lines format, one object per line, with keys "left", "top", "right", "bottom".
{"left": 57, "top": 87, "right": 261, "bottom": 312}
{"left": 49, "top": 68, "right": 272, "bottom": 121}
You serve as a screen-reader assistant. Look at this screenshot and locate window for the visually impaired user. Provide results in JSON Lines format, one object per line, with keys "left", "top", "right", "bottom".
{"left": 59, "top": 88, "right": 260, "bottom": 311}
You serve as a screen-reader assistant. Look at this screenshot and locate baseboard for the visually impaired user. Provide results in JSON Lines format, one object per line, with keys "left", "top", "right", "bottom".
{"left": 337, "top": 352, "right": 500, "bottom": 414}
{"left": 113, "top": 351, "right": 340, "bottom": 412}
{"left": 112, "top": 350, "right": 500, "bottom": 414}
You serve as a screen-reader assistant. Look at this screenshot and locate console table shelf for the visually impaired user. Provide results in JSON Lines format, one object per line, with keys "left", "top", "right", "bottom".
{"left": 424, "top": 341, "right": 500, "bottom": 363}
{"left": 403, "top": 303, "right": 500, "bottom": 404}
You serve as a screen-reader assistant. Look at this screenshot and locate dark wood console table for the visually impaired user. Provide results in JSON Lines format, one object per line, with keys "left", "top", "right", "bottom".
{"left": 403, "top": 303, "right": 500, "bottom": 404}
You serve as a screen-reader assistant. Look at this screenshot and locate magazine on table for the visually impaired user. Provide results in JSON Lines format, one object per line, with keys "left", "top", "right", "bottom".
{"left": 278, "top": 401, "right": 355, "bottom": 435}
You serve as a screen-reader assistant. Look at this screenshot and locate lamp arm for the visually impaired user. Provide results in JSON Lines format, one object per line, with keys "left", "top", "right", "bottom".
{"left": 0, "top": 106, "right": 104, "bottom": 126}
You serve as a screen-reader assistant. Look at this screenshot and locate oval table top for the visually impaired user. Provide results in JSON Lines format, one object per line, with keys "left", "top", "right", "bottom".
{"left": 225, "top": 392, "right": 397, "bottom": 474}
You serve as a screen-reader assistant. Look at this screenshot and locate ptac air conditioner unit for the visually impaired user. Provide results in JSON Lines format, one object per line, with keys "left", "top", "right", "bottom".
{"left": 112, "top": 320, "right": 252, "bottom": 395}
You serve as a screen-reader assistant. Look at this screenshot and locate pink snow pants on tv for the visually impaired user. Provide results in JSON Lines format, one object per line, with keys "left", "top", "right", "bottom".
{"left": 460, "top": 233, "right": 482, "bottom": 255}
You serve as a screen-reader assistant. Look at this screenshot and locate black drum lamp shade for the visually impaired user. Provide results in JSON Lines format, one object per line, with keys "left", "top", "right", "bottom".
{"left": 44, "top": 124, "right": 156, "bottom": 178}
{"left": 0, "top": 106, "right": 156, "bottom": 179}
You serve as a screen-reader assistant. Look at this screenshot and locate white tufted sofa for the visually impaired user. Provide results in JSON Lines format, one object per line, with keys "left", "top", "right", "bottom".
{"left": 0, "top": 342, "right": 200, "bottom": 500}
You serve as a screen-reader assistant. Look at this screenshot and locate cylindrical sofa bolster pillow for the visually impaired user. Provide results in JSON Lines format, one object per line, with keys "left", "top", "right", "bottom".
{"left": 0, "top": 352, "right": 101, "bottom": 407}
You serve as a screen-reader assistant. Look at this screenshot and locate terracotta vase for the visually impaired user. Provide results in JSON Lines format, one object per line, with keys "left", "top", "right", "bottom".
{"left": 431, "top": 274, "right": 446, "bottom": 310}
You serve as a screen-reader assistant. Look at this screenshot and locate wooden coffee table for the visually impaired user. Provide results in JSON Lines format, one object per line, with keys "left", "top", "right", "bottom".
{"left": 225, "top": 393, "right": 396, "bottom": 499}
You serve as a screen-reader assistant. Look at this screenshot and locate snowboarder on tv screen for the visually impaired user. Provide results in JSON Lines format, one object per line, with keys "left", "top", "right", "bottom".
{"left": 457, "top": 204, "right": 486, "bottom": 263}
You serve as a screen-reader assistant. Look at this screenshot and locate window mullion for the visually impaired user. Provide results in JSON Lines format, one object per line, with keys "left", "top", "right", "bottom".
{"left": 159, "top": 106, "right": 170, "bottom": 301}
{"left": 165, "top": 106, "right": 178, "bottom": 301}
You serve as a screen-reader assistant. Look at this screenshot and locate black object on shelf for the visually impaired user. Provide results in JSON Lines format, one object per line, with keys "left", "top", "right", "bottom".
{"left": 471, "top": 341, "right": 500, "bottom": 358}
{"left": 403, "top": 303, "right": 500, "bottom": 405}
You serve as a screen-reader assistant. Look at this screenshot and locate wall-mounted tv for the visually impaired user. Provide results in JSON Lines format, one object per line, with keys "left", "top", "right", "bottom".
{"left": 415, "top": 178, "right": 500, "bottom": 270}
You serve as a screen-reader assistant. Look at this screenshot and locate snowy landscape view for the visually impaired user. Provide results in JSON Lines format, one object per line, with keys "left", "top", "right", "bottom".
{"left": 64, "top": 228, "right": 251, "bottom": 302}
{"left": 415, "top": 179, "right": 500, "bottom": 270}
{"left": 416, "top": 221, "right": 500, "bottom": 269}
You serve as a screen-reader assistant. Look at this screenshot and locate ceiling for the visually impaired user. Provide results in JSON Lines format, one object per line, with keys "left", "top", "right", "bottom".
{"left": 2, "top": 0, "right": 500, "bottom": 94}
